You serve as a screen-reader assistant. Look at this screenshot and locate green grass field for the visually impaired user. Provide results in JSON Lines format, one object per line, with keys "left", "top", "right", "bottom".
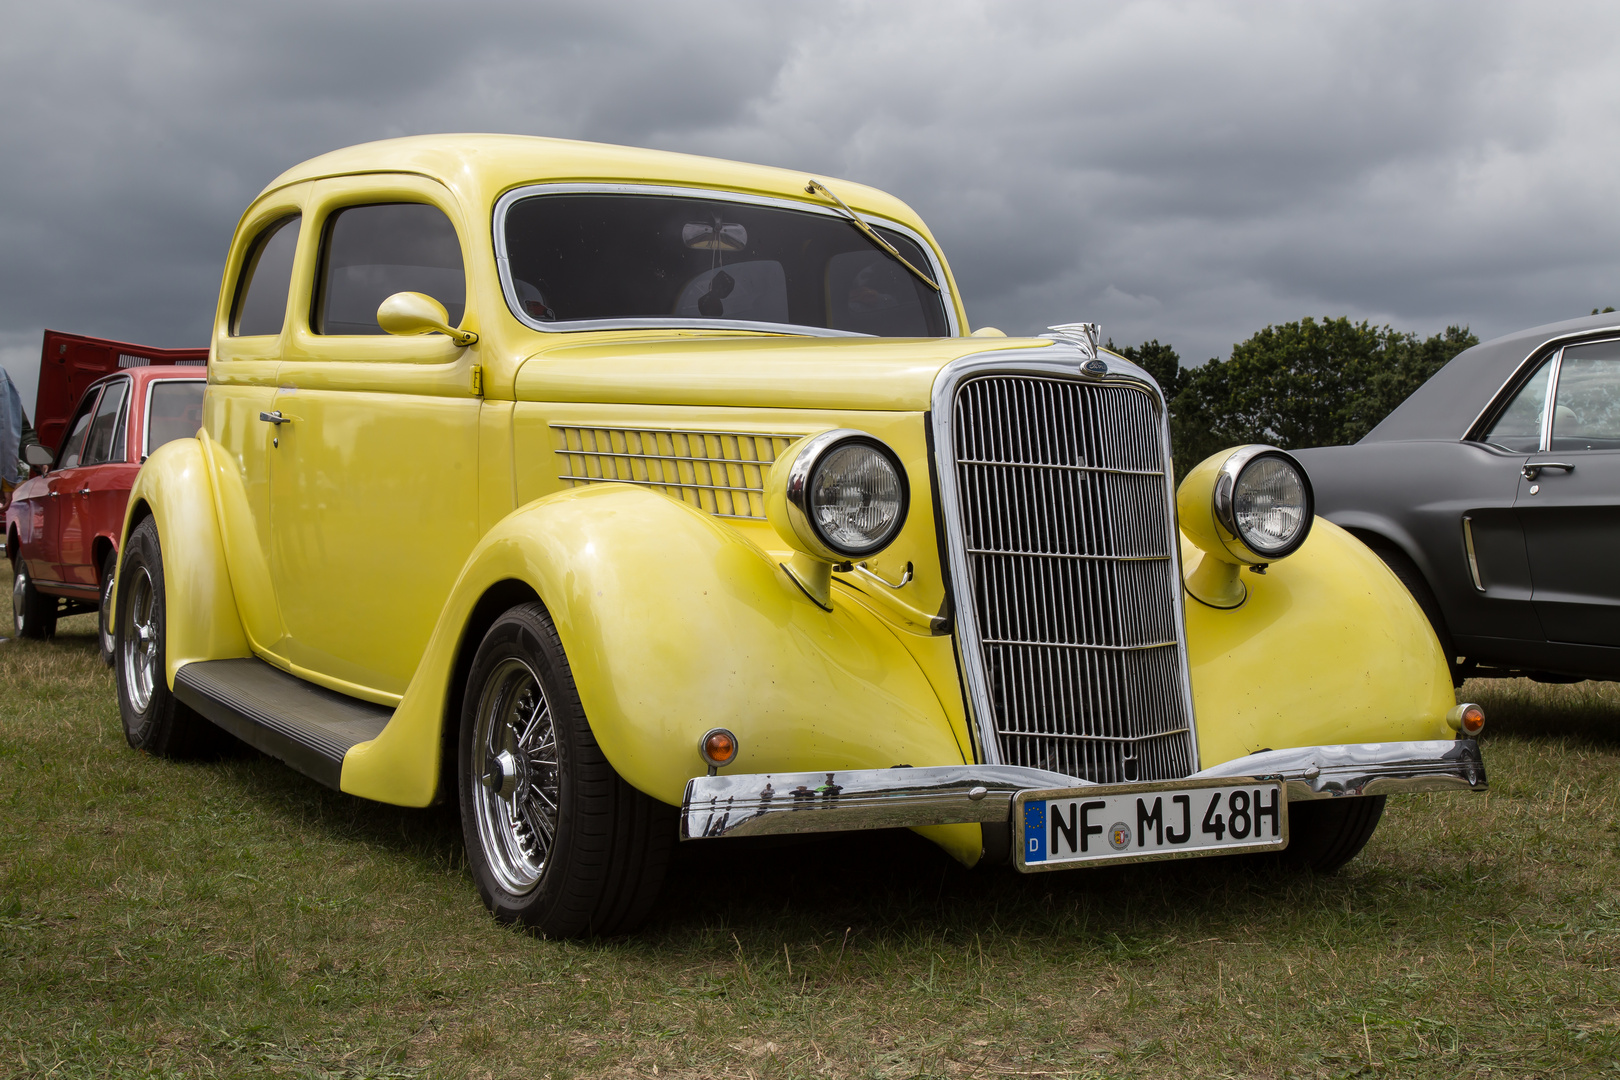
{"left": 3, "top": 596, "right": 1619, "bottom": 1078}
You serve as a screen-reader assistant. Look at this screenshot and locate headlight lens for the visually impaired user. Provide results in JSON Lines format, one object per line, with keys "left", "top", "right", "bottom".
{"left": 1229, "top": 452, "right": 1312, "bottom": 557}
{"left": 809, "top": 441, "right": 906, "bottom": 556}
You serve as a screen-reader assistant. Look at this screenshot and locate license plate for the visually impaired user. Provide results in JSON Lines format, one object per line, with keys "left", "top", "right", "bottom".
{"left": 1014, "top": 778, "right": 1287, "bottom": 872}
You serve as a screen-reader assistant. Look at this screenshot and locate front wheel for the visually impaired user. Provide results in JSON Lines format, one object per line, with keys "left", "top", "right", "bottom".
{"left": 458, "top": 603, "right": 675, "bottom": 937}
{"left": 115, "top": 517, "right": 218, "bottom": 757}
{"left": 1285, "top": 795, "right": 1385, "bottom": 873}
{"left": 12, "top": 561, "right": 57, "bottom": 640}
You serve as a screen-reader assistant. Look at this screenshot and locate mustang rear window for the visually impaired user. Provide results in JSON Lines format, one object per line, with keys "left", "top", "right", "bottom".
{"left": 501, "top": 193, "right": 949, "bottom": 336}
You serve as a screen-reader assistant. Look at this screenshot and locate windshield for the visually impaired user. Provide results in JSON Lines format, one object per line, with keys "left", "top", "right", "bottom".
{"left": 500, "top": 192, "right": 951, "bottom": 336}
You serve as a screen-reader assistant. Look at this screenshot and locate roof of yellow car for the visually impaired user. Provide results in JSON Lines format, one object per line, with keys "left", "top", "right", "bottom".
{"left": 262, "top": 133, "right": 924, "bottom": 226}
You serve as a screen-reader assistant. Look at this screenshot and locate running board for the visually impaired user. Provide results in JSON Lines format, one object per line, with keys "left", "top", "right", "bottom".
{"left": 173, "top": 658, "right": 392, "bottom": 789}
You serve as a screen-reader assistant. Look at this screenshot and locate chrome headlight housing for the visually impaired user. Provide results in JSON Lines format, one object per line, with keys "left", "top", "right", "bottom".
{"left": 771, "top": 430, "right": 909, "bottom": 561}
{"left": 1213, "top": 446, "right": 1314, "bottom": 561}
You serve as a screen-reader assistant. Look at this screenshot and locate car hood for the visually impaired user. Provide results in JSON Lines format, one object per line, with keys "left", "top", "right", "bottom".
{"left": 511, "top": 333, "right": 1057, "bottom": 412}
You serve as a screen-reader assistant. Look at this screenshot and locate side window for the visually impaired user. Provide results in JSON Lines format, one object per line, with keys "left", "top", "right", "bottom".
{"left": 231, "top": 215, "right": 301, "bottom": 337}
{"left": 1550, "top": 340, "right": 1620, "bottom": 451}
{"left": 1481, "top": 358, "right": 1553, "bottom": 452}
{"left": 56, "top": 388, "right": 102, "bottom": 470}
{"left": 313, "top": 203, "right": 465, "bottom": 335}
{"left": 82, "top": 379, "right": 130, "bottom": 466}
{"left": 145, "top": 381, "right": 207, "bottom": 457}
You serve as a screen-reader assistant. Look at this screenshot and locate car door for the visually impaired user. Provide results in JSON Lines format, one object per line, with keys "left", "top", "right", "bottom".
{"left": 40, "top": 387, "right": 102, "bottom": 583}
{"left": 208, "top": 194, "right": 305, "bottom": 654}
{"left": 1514, "top": 337, "right": 1620, "bottom": 646}
{"left": 266, "top": 178, "right": 482, "bottom": 699}
{"left": 56, "top": 376, "right": 131, "bottom": 586}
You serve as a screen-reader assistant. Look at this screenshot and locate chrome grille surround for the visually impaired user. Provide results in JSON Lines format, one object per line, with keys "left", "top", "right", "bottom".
{"left": 930, "top": 346, "right": 1199, "bottom": 783}
{"left": 552, "top": 425, "right": 798, "bottom": 520}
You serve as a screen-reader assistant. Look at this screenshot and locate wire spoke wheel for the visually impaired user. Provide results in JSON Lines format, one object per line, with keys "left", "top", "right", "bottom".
{"left": 471, "top": 657, "right": 561, "bottom": 895}
{"left": 121, "top": 563, "right": 158, "bottom": 714}
{"left": 457, "top": 602, "right": 675, "bottom": 936}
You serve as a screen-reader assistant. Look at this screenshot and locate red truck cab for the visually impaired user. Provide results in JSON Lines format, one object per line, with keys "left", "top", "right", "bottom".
{"left": 6, "top": 331, "right": 206, "bottom": 656}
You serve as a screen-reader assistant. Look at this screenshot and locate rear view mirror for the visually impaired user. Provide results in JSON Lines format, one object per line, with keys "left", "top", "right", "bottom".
{"left": 377, "top": 291, "right": 479, "bottom": 347}
{"left": 683, "top": 222, "right": 747, "bottom": 251}
{"left": 24, "top": 444, "right": 53, "bottom": 468}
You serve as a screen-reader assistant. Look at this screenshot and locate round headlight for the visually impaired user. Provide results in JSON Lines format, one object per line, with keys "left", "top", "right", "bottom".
{"left": 1214, "top": 446, "right": 1314, "bottom": 560}
{"left": 779, "top": 430, "right": 910, "bottom": 560}
{"left": 809, "top": 442, "right": 906, "bottom": 555}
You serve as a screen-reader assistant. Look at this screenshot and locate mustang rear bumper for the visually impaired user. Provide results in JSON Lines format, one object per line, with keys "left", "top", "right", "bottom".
{"left": 679, "top": 738, "right": 1486, "bottom": 840}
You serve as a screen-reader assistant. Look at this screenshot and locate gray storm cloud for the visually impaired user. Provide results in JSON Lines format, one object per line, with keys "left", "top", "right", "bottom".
{"left": 2, "top": 0, "right": 1617, "bottom": 411}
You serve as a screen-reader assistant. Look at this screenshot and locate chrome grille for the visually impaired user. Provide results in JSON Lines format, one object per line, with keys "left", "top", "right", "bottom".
{"left": 552, "top": 425, "right": 797, "bottom": 520}
{"left": 950, "top": 374, "right": 1194, "bottom": 783}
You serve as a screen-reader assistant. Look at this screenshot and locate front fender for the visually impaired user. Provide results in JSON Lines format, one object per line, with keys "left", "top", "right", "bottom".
{"left": 339, "top": 485, "right": 964, "bottom": 810}
{"left": 1186, "top": 517, "right": 1457, "bottom": 768}
{"left": 118, "top": 438, "right": 251, "bottom": 686}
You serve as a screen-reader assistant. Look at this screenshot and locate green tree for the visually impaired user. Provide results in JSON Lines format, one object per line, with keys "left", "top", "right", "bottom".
{"left": 1106, "top": 338, "right": 1188, "bottom": 399}
{"left": 1167, "top": 317, "right": 1477, "bottom": 477}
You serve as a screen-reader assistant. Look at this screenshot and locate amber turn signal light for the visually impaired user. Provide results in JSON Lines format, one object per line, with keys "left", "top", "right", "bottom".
{"left": 1446, "top": 703, "right": 1485, "bottom": 737}
{"left": 699, "top": 728, "right": 739, "bottom": 774}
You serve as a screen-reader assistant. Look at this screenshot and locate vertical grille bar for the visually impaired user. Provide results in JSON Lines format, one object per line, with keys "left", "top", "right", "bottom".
{"left": 949, "top": 374, "right": 1195, "bottom": 783}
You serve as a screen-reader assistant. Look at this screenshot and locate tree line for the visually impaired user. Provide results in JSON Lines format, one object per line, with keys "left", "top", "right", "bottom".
{"left": 1108, "top": 317, "right": 1478, "bottom": 478}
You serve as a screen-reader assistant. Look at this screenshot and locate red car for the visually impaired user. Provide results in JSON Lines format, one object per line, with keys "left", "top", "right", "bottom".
{"left": 6, "top": 332, "right": 206, "bottom": 658}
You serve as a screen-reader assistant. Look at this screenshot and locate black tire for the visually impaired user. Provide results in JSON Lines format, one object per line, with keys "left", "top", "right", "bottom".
{"left": 1285, "top": 795, "right": 1385, "bottom": 873}
{"left": 97, "top": 548, "right": 118, "bottom": 666}
{"left": 115, "top": 517, "right": 218, "bottom": 757}
{"left": 11, "top": 560, "right": 57, "bottom": 640}
{"left": 458, "top": 603, "right": 675, "bottom": 937}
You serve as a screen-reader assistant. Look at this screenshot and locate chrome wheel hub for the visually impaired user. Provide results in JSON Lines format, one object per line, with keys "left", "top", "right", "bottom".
{"left": 471, "top": 658, "right": 560, "bottom": 896}
{"left": 11, "top": 571, "right": 24, "bottom": 635}
{"left": 120, "top": 565, "right": 158, "bottom": 713}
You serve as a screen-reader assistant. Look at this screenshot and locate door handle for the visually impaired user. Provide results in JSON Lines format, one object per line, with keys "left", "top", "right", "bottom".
{"left": 259, "top": 410, "right": 292, "bottom": 425}
{"left": 78, "top": 487, "right": 90, "bottom": 495}
{"left": 1523, "top": 462, "right": 1575, "bottom": 480}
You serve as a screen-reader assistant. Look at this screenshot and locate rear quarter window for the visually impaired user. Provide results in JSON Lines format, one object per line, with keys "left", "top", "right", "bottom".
{"left": 145, "top": 381, "right": 206, "bottom": 458}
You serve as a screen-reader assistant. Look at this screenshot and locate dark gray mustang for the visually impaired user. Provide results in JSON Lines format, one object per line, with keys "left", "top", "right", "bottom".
{"left": 1296, "top": 311, "right": 1620, "bottom": 685}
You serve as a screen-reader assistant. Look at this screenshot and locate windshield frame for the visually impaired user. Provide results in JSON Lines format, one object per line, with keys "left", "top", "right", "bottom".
{"left": 491, "top": 182, "right": 959, "bottom": 337}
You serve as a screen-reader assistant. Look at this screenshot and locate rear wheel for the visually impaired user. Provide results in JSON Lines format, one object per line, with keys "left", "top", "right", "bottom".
{"left": 1285, "top": 795, "right": 1385, "bottom": 873}
{"left": 97, "top": 548, "right": 118, "bottom": 666}
{"left": 459, "top": 603, "right": 675, "bottom": 937}
{"left": 11, "top": 561, "right": 56, "bottom": 640}
{"left": 115, "top": 517, "right": 218, "bottom": 756}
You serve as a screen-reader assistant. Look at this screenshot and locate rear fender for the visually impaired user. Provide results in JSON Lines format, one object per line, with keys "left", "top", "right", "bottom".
{"left": 339, "top": 485, "right": 966, "bottom": 815}
{"left": 117, "top": 438, "right": 251, "bottom": 685}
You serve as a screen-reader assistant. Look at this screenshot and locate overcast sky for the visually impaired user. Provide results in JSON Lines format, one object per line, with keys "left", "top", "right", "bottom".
{"left": 3, "top": 0, "right": 1617, "bottom": 410}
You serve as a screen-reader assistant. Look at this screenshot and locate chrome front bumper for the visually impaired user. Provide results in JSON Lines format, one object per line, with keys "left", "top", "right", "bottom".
{"left": 679, "top": 738, "right": 1486, "bottom": 840}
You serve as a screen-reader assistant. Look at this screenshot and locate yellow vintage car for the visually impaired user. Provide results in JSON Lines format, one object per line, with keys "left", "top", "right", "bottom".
{"left": 114, "top": 135, "right": 1487, "bottom": 936}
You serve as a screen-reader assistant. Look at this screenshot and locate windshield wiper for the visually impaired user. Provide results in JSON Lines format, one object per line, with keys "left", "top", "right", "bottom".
{"left": 804, "top": 179, "right": 941, "bottom": 293}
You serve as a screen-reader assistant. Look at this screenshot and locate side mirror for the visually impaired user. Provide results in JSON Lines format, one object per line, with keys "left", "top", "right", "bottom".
{"left": 23, "top": 444, "right": 53, "bottom": 469}
{"left": 377, "top": 292, "right": 478, "bottom": 347}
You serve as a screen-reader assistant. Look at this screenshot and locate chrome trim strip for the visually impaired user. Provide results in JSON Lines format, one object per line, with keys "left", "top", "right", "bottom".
{"left": 927, "top": 346, "right": 1200, "bottom": 773}
{"left": 1190, "top": 738, "right": 1486, "bottom": 800}
{"left": 681, "top": 764, "right": 1078, "bottom": 839}
{"left": 679, "top": 739, "right": 1487, "bottom": 840}
{"left": 1538, "top": 347, "right": 1565, "bottom": 453}
{"left": 1462, "top": 514, "right": 1484, "bottom": 591}
{"left": 490, "top": 182, "right": 960, "bottom": 337}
